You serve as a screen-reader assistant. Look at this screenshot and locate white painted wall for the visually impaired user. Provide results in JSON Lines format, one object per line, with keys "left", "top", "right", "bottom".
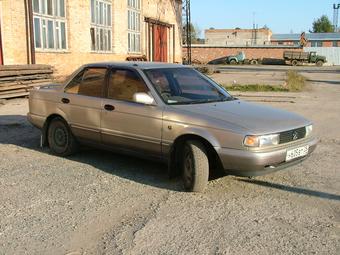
{"left": 304, "top": 47, "right": 340, "bottom": 66}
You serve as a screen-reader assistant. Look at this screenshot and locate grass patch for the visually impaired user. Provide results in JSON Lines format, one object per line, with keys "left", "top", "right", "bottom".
{"left": 223, "top": 84, "right": 289, "bottom": 92}
{"left": 220, "top": 71, "right": 306, "bottom": 92}
{"left": 285, "top": 70, "right": 306, "bottom": 92}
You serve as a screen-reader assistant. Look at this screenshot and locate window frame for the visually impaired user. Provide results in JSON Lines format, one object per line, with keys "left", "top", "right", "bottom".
{"left": 105, "top": 67, "right": 153, "bottom": 104}
{"left": 90, "top": 0, "right": 113, "bottom": 53}
{"left": 127, "top": 0, "right": 142, "bottom": 54}
{"left": 310, "top": 41, "right": 323, "bottom": 47}
{"left": 33, "top": 0, "right": 68, "bottom": 52}
{"left": 64, "top": 67, "right": 109, "bottom": 98}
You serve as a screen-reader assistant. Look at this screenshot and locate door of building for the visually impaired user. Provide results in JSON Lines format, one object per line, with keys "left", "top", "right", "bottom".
{"left": 153, "top": 24, "right": 168, "bottom": 62}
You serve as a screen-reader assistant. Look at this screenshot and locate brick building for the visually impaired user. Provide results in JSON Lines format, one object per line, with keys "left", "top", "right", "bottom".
{"left": 205, "top": 28, "right": 272, "bottom": 46}
{"left": 271, "top": 33, "right": 340, "bottom": 47}
{"left": 0, "top": 0, "right": 182, "bottom": 75}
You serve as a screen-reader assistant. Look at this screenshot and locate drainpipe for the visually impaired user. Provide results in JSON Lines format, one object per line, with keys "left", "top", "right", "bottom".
{"left": 172, "top": 24, "right": 175, "bottom": 63}
{"left": 24, "top": 0, "right": 30, "bottom": 64}
{"left": 27, "top": 0, "right": 35, "bottom": 64}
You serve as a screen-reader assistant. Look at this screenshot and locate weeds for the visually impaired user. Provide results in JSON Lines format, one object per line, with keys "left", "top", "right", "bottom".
{"left": 285, "top": 70, "right": 306, "bottom": 92}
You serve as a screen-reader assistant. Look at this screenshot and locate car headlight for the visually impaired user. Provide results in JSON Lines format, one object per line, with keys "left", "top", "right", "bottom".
{"left": 244, "top": 134, "right": 280, "bottom": 147}
{"left": 305, "top": 125, "right": 313, "bottom": 137}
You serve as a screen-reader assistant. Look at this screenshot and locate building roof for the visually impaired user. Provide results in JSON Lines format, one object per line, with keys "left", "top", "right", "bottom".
{"left": 272, "top": 33, "right": 340, "bottom": 41}
{"left": 205, "top": 28, "right": 272, "bottom": 35}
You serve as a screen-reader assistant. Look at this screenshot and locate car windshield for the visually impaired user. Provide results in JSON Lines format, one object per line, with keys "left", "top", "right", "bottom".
{"left": 144, "top": 68, "right": 234, "bottom": 105}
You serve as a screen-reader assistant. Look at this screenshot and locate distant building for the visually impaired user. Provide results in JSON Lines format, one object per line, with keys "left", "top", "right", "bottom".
{"left": 205, "top": 28, "right": 272, "bottom": 46}
{"left": 271, "top": 33, "right": 340, "bottom": 47}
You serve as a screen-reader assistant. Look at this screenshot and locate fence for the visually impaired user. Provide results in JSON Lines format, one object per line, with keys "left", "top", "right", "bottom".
{"left": 304, "top": 47, "right": 340, "bottom": 66}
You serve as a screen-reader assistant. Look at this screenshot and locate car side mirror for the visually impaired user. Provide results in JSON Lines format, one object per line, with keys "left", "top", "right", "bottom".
{"left": 133, "top": 92, "right": 155, "bottom": 105}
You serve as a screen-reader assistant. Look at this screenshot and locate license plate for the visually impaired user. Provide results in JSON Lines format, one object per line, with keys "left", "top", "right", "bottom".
{"left": 286, "top": 145, "right": 309, "bottom": 161}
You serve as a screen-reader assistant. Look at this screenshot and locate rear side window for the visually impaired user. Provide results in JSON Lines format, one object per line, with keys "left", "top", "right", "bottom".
{"left": 107, "top": 69, "right": 149, "bottom": 102}
{"left": 65, "top": 68, "right": 107, "bottom": 97}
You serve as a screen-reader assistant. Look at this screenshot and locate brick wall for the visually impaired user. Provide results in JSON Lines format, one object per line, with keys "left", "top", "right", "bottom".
{"left": 183, "top": 46, "right": 303, "bottom": 63}
{"left": 0, "top": 0, "right": 182, "bottom": 76}
{"left": 0, "top": 0, "right": 28, "bottom": 65}
{"left": 205, "top": 28, "right": 272, "bottom": 46}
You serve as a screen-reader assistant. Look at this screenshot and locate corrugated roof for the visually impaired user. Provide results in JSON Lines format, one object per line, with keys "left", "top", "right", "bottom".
{"left": 272, "top": 33, "right": 340, "bottom": 41}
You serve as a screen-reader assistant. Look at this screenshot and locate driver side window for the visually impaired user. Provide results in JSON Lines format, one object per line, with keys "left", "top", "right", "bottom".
{"left": 107, "top": 69, "right": 149, "bottom": 102}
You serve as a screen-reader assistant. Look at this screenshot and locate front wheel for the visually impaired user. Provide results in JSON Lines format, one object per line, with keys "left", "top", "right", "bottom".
{"left": 316, "top": 60, "right": 324, "bottom": 67}
{"left": 47, "top": 117, "right": 78, "bottom": 157}
{"left": 229, "top": 59, "right": 237, "bottom": 65}
{"left": 182, "top": 140, "right": 209, "bottom": 192}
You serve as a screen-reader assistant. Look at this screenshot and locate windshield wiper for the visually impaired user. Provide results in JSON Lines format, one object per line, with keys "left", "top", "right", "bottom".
{"left": 169, "top": 97, "right": 237, "bottom": 105}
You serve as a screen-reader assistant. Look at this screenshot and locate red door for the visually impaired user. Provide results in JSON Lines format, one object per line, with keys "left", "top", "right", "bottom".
{"left": 153, "top": 25, "right": 168, "bottom": 62}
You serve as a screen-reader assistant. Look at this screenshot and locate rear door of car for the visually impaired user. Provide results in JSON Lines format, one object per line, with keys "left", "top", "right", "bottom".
{"left": 101, "top": 68, "right": 163, "bottom": 157}
{"left": 60, "top": 67, "right": 108, "bottom": 143}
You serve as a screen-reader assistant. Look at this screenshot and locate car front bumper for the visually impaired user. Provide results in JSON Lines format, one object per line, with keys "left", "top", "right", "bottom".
{"left": 216, "top": 137, "right": 318, "bottom": 177}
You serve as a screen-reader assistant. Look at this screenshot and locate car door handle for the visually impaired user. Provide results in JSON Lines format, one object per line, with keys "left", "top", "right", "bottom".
{"left": 61, "top": 98, "right": 70, "bottom": 104}
{"left": 104, "top": 104, "right": 115, "bottom": 111}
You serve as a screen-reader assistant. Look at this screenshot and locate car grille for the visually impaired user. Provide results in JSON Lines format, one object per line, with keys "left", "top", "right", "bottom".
{"left": 279, "top": 127, "right": 306, "bottom": 144}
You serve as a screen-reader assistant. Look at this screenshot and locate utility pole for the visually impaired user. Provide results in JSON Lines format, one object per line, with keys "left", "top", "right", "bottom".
{"left": 183, "top": 0, "right": 191, "bottom": 64}
{"left": 334, "top": 3, "right": 340, "bottom": 32}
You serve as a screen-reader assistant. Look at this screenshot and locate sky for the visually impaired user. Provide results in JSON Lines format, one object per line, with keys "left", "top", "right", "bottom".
{"left": 191, "top": 0, "right": 337, "bottom": 37}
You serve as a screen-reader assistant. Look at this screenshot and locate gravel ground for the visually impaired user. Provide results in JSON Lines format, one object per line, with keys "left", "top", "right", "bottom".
{"left": 0, "top": 66, "right": 339, "bottom": 255}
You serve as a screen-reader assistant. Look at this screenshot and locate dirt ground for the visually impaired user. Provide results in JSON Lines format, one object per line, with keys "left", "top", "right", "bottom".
{"left": 0, "top": 66, "right": 339, "bottom": 255}
{"left": 209, "top": 65, "right": 340, "bottom": 87}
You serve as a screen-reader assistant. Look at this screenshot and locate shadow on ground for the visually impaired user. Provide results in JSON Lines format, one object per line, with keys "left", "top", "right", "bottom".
{"left": 1, "top": 115, "right": 337, "bottom": 199}
{"left": 306, "top": 79, "right": 340, "bottom": 85}
{"left": 0, "top": 115, "right": 183, "bottom": 192}
{"left": 238, "top": 179, "right": 340, "bottom": 202}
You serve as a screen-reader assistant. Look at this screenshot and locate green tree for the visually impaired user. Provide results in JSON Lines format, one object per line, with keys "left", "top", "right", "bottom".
{"left": 311, "top": 15, "right": 334, "bottom": 33}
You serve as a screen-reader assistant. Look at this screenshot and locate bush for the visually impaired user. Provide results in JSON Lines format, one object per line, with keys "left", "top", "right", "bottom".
{"left": 286, "top": 71, "right": 306, "bottom": 92}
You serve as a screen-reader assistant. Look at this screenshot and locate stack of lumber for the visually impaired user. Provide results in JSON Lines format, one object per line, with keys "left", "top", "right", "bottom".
{"left": 0, "top": 64, "right": 53, "bottom": 99}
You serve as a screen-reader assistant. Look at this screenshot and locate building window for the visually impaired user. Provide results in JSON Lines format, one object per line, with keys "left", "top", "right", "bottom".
{"left": 33, "top": 0, "right": 67, "bottom": 50}
{"left": 311, "top": 41, "right": 323, "bottom": 47}
{"left": 90, "top": 0, "right": 112, "bottom": 52}
{"left": 333, "top": 41, "right": 339, "bottom": 47}
{"left": 127, "top": 0, "right": 141, "bottom": 53}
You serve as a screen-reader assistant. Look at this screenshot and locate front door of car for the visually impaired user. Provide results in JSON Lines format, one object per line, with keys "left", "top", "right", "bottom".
{"left": 60, "top": 67, "right": 107, "bottom": 143}
{"left": 101, "top": 68, "right": 163, "bottom": 157}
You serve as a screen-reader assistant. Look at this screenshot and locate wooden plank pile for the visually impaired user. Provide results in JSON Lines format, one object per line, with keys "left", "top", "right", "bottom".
{"left": 0, "top": 65, "right": 53, "bottom": 99}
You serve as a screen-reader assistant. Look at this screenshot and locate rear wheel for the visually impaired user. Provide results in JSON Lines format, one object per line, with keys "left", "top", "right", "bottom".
{"left": 250, "top": 59, "right": 258, "bottom": 65}
{"left": 291, "top": 60, "right": 298, "bottom": 66}
{"left": 182, "top": 140, "right": 209, "bottom": 192}
{"left": 47, "top": 117, "right": 78, "bottom": 156}
{"left": 229, "top": 59, "right": 237, "bottom": 65}
{"left": 316, "top": 60, "right": 324, "bottom": 67}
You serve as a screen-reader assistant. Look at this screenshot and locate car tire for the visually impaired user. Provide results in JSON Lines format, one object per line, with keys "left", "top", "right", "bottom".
{"left": 316, "top": 60, "right": 324, "bottom": 67}
{"left": 48, "top": 117, "right": 78, "bottom": 157}
{"left": 291, "top": 60, "right": 298, "bottom": 66}
{"left": 229, "top": 59, "right": 237, "bottom": 65}
{"left": 250, "top": 59, "right": 258, "bottom": 65}
{"left": 182, "top": 140, "right": 209, "bottom": 192}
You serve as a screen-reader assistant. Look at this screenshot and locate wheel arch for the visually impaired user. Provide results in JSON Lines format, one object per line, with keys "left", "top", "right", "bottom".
{"left": 168, "top": 133, "right": 224, "bottom": 179}
{"left": 42, "top": 113, "right": 68, "bottom": 147}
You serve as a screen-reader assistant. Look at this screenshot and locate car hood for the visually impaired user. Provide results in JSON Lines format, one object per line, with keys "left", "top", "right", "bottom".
{"left": 171, "top": 100, "right": 311, "bottom": 134}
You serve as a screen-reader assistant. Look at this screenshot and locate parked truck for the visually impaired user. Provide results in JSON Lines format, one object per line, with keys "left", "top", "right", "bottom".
{"left": 208, "top": 52, "right": 260, "bottom": 65}
{"left": 283, "top": 51, "right": 326, "bottom": 66}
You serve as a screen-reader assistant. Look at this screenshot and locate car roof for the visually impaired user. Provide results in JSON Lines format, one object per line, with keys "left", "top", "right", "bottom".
{"left": 83, "top": 61, "right": 187, "bottom": 70}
